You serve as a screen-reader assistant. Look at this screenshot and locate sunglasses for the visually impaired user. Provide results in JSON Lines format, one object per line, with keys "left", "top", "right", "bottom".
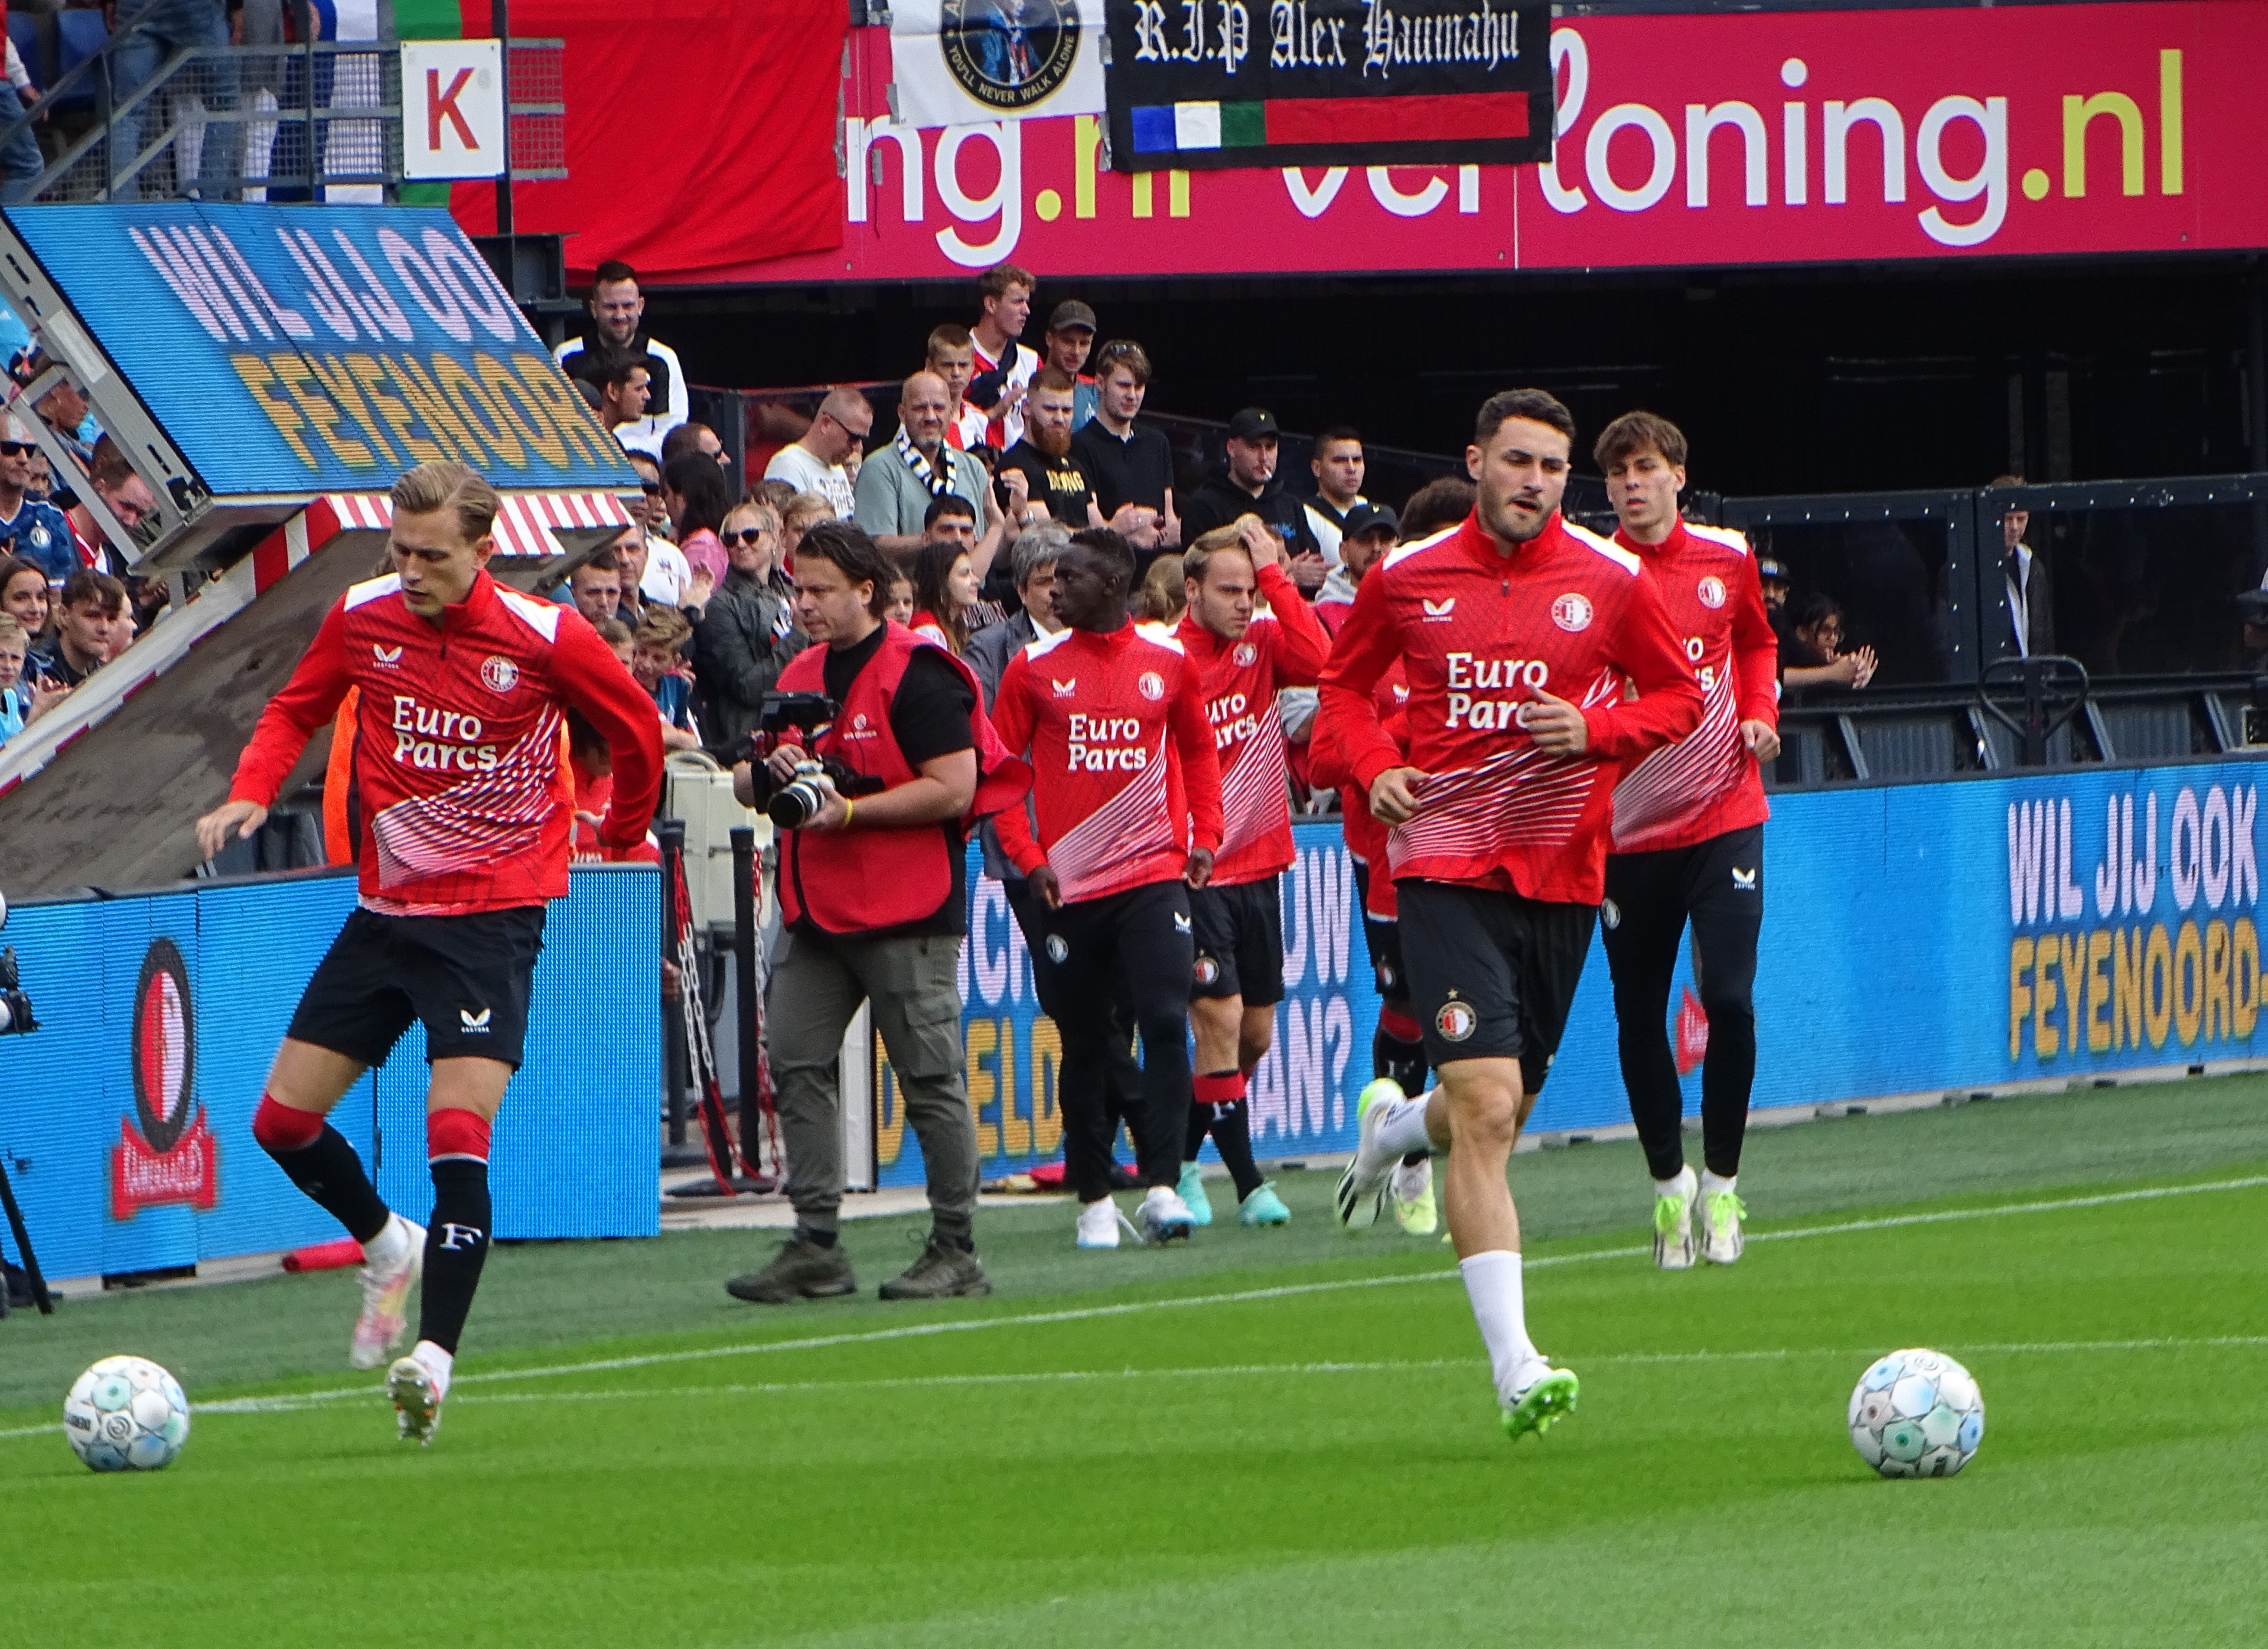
{"left": 638, "top": 481, "right": 662, "bottom": 496}
{"left": 0, "top": 441, "right": 34, "bottom": 457}
{"left": 725, "top": 527, "right": 772, "bottom": 546}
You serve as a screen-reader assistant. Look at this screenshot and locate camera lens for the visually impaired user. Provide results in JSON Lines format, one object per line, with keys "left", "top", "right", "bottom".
{"left": 769, "top": 780, "right": 822, "bottom": 830}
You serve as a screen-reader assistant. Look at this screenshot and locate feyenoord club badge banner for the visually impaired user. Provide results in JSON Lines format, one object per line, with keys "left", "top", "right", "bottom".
{"left": 891, "top": 0, "right": 1108, "bottom": 130}
{"left": 1102, "top": 0, "right": 1552, "bottom": 171}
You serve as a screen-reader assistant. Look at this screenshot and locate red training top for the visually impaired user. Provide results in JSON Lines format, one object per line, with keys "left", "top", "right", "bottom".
{"left": 1174, "top": 559, "right": 1332, "bottom": 887}
{"left": 990, "top": 620, "right": 1224, "bottom": 905}
{"left": 1608, "top": 517, "right": 1778, "bottom": 853}
{"left": 230, "top": 569, "right": 664, "bottom": 915}
{"left": 1315, "top": 510, "right": 1702, "bottom": 905}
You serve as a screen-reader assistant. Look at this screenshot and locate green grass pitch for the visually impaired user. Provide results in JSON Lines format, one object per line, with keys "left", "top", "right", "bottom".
{"left": 3, "top": 1078, "right": 2266, "bottom": 1647}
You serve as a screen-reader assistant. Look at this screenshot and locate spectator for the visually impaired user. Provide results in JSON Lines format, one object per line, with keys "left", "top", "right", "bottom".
{"left": 969, "top": 523, "right": 1068, "bottom": 700}
{"left": 110, "top": 0, "right": 241, "bottom": 203}
{"left": 967, "top": 262, "right": 1040, "bottom": 451}
{"left": 662, "top": 452, "right": 733, "bottom": 604}
{"left": 1303, "top": 426, "right": 1369, "bottom": 570}
{"left": 1071, "top": 341, "right": 1178, "bottom": 541}
{"left": 1043, "top": 301, "right": 1100, "bottom": 429}
{"left": 1178, "top": 408, "right": 1322, "bottom": 589}
{"left": 566, "top": 549, "right": 624, "bottom": 627}
{"left": 1399, "top": 474, "right": 1475, "bottom": 540}
{"left": 662, "top": 421, "right": 731, "bottom": 472}
{"left": 750, "top": 477, "right": 799, "bottom": 516}
{"left": 0, "top": 612, "right": 66, "bottom": 744}
{"left": 909, "top": 537, "right": 981, "bottom": 660}
{"left": 765, "top": 389, "right": 869, "bottom": 520}
{"left": 556, "top": 260, "right": 687, "bottom": 454}
{"left": 1996, "top": 474, "right": 2051, "bottom": 659}
{"left": 625, "top": 451, "right": 697, "bottom": 610}
{"left": 31, "top": 361, "right": 97, "bottom": 467}
{"left": 66, "top": 436, "right": 159, "bottom": 578}
{"left": 29, "top": 568, "right": 124, "bottom": 689}
{"left": 924, "top": 493, "right": 979, "bottom": 552}
{"left": 591, "top": 353, "right": 655, "bottom": 447}
{"left": 1314, "top": 501, "right": 1399, "bottom": 634}
{"left": 1132, "top": 552, "right": 1187, "bottom": 625}
{"left": 884, "top": 572, "right": 916, "bottom": 627}
{"left": 855, "top": 371, "right": 1021, "bottom": 565}
{"left": 1757, "top": 553, "right": 1790, "bottom": 617}
{"left": 0, "top": 414, "right": 70, "bottom": 583}
{"left": 630, "top": 608, "right": 703, "bottom": 752}
{"left": 693, "top": 498, "right": 806, "bottom": 758}
{"left": 1, "top": 554, "right": 50, "bottom": 639}
{"left": 998, "top": 366, "right": 1100, "bottom": 530}
{"left": 0, "top": 32, "right": 41, "bottom": 207}
{"left": 926, "top": 324, "right": 988, "bottom": 453}
{"left": 1781, "top": 592, "right": 1878, "bottom": 697}
{"left": 782, "top": 490, "right": 836, "bottom": 566}
{"left": 608, "top": 527, "right": 653, "bottom": 631}
{"left": 595, "top": 615, "right": 635, "bottom": 668}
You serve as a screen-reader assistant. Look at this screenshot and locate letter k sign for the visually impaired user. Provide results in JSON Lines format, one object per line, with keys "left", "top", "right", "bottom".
{"left": 429, "top": 68, "right": 477, "bottom": 151}
{"left": 402, "top": 40, "right": 504, "bottom": 181}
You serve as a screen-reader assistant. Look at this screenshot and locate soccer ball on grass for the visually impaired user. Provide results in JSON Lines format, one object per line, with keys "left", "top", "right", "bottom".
{"left": 64, "top": 1355, "right": 190, "bottom": 1472}
{"left": 1848, "top": 1348, "right": 1982, "bottom": 1478}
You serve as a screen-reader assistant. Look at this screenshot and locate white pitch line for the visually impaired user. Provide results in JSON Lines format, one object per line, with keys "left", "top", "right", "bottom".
{"left": 3, "top": 1173, "right": 2262, "bottom": 1442}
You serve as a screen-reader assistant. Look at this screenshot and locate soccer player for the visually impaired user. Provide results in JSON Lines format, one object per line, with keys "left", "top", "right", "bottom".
{"left": 991, "top": 527, "right": 1223, "bottom": 1247}
{"left": 1316, "top": 390, "right": 1701, "bottom": 1441}
{"left": 1172, "top": 516, "right": 1331, "bottom": 1228}
{"left": 1594, "top": 412, "right": 1780, "bottom": 1268}
{"left": 194, "top": 462, "right": 663, "bottom": 1445}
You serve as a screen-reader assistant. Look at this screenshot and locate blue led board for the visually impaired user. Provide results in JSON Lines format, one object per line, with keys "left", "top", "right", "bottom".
{"left": 2, "top": 203, "right": 634, "bottom": 497}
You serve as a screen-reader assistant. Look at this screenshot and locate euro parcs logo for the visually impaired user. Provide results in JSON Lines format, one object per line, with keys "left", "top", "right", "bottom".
{"left": 942, "top": 0, "right": 1080, "bottom": 112}
{"left": 110, "top": 937, "right": 219, "bottom": 1220}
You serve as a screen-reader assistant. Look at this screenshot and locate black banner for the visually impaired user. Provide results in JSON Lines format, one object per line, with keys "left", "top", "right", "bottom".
{"left": 1103, "top": 0, "right": 1553, "bottom": 172}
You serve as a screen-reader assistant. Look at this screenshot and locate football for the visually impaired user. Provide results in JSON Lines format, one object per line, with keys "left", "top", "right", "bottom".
{"left": 64, "top": 1355, "right": 191, "bottom": 1473}
{"left": 1848, "top": 1348, "right": 1983, "bottom": 1478}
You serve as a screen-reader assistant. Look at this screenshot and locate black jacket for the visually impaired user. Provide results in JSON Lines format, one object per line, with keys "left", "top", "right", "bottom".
{"left": 1177, "top": 467, "right": 1318, "bottom": 554}
{"left": 692, "top": 566, "right": 807, "bottom": 758}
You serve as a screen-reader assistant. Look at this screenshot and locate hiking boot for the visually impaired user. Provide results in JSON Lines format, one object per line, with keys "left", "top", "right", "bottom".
{"left": 878, "top": 1237, "right": 992, "bottom": 1301}
{"left": 725, "top": 1234, "right": 856, "bottom": 1303}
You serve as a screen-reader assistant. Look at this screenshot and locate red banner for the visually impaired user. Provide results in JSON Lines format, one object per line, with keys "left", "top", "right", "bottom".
{"left": 702, "top": 2, "right": 2266, "bottom": 286}
{"left": 110, "top": 1110, "right": 219, "bottom": 1222}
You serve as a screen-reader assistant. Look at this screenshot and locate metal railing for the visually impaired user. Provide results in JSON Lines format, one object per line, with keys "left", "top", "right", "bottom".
{"left": 0, "top": 18, "right": 563, "bottom": 204}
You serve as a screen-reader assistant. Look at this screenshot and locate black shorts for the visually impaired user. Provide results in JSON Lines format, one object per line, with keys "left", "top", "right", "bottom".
{"left": 1188, "top": 875, "right": 1285, "bottom": 1005}
{"left": 1396, "top": 879, "right": 1596, "bottom": 1086}
{"left": 288, "top": 906, "right": 547, "bottom": 1070}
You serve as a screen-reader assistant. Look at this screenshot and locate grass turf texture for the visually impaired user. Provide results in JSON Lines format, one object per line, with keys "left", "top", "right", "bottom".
{"left": 3, "top": 1077, "right": 2266, "bottom": 1646}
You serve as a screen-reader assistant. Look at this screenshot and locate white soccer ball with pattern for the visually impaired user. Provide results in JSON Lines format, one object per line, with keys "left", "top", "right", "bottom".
{"left": 1848, "top": 1348, "right": 1982, "bottom": 1478}
{"left": 64, "top": 1355, "right": 190, "bottom": 1472}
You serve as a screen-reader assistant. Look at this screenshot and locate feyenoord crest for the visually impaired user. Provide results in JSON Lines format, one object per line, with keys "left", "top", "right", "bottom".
{"left": 1697, "top": 575, "right": 1726, "bottom": 608}
{"left": 1233, "top": 642, "right": 1258, "bottom": 668}
{"left": 112, "top": 937, "right": 219, "bottom": 1220}
{"left": 1435, "top": 998, "right": 1477, "bottom": 1044}
{"left": 941, "top": 0, "right": 1080, "bottom": 113}
{"left": 1137, "top": 670, "right": 1165, "bottom": 701}
{"left": 1194, "top": 955, "right": 1220, "bottom": 986}
{"left": 1550, "top": 592, "right": 1593, "bottom": 632}
{"left": 481, "top": 654, "right": 520, "bottom": 693}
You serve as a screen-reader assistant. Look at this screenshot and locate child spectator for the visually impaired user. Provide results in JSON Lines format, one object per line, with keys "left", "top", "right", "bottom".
{"left": 885, "top": 574, "right": 916, "bottom": 628}
{"left": 631, "top": 608, "right": 702, "bottom": 751}
{"left": 0, "top": 612, "right": 65, "bottom": 745}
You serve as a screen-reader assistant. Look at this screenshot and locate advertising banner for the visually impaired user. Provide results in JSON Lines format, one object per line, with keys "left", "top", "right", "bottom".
{"left": 2, "top": 204, "right": 634, "bottom": 496}
{"left": 0, "top": 867, "right": 659, "bottom": 1285}
{"left": 1102, "top": 0, "right": 1551, "bottom": 171}
{"left": 879, "top": 760, "right": 2268, "bottom": 1190}
{"left": 735, "top": 2, "right": 2265, "bottom": 282}
{"left": 893, "top": 0, "right": 1107, "bottom": 130}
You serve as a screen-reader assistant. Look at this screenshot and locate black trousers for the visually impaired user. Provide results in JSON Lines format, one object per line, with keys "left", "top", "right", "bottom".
{"left": 1601, "top": 824, "right": 1764, "bottom": 1182}
{"left": 1003, "top": 877, "right": 1141, "bottom": 1163}
{"left": 1034, "top": 880, "right": 1194, "bottom": 1202}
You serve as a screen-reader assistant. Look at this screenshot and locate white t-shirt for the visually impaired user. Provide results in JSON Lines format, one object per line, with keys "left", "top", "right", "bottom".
{"left": 764, "top": 442, "right": 855, "bottom": 520}
{"left": 641, "top": 536, "right": 694, "bottom": 606}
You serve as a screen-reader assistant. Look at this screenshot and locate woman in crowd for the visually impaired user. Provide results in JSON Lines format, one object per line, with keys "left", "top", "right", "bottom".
{"left": 908, "top": 536, "right": 980, "bottom": 660}
{"left": 662, "top": 452, "right": 733, "bottom": 610}
{"left": 692, "top": 499, "right": 807, "bottom": 761}
{"left": 1132, "top": 552, "right": 1187, "bottom": 626}
{"left": 884, "top": 573, "right": 917, "bottom": 628}
{"left": 3, "top": 555, "right": 50, "bottom": 643}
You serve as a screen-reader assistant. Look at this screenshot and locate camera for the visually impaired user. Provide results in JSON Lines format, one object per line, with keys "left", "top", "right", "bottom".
{"left": 756, "top": 692, "right": 884, "bottom": 829}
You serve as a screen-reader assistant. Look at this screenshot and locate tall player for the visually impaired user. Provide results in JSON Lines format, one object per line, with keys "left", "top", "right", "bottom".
{"left": 1318, "top": 391, "right": 1701, "bottom": 1441}
{"left": 1594, "top": 412, "right": 1780, "bottom": 1267}
{"left": 991, "top": 528, "right": 1223, "bottom": 1247}
{"left": 1172, "top": 516, "right": 1331, "bottom": 1227}
{"left": 194, "top": 462, "right": 663, "bottom": 1445}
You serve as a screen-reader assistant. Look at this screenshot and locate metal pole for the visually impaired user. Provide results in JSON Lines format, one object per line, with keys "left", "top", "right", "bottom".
{"left": 0, "top": 1151, "right": 53, "bottom": 1316}
{"left": 491, "top": 1, "right": 514, "bottom": 238}
{"left": 659, "top": 819, "right": 689, "bottom": 1148}
{"left": 731, "top": 827, "right": 760, "bottom": 1160}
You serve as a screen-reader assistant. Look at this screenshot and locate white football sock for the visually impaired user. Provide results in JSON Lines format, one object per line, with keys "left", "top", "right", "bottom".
{"left": 1654, "top": 1173, "right": 1689, "bottom": 1200}
{"left": 1373, "top": 1096, "right": 1436, "bottom": 1159}
{"left": 363, "top": 1212, "right": 413, "bottom": 1272}
{"left": 1459, "top": 1250, "right": 1542, "bottom": 1407}
{"left": 412, "top": 1340, "right": 453, "bottom": 1397}
{"left": 1700, "top": 1170, "right": 1737, "bottom": 1198}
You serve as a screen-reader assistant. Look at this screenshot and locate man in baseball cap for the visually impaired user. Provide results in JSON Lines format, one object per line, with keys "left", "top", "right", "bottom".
{"left": 1044, "top": 301, "right": 1100, "bottom": 430}
{"left": 1179, "top": 408, "right": 1322, "bottom": 584}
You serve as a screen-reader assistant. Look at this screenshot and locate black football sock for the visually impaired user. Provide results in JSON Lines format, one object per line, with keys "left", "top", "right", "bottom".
{"left": 1183, "top": 1097, "right": 1212, "bottom": 1162}
{"left": 1205, "top": 1097, "right": 1265, "bottom": 1202}
{"left": 259, "top": 1121, "right": 392, "bottom": 1245}
{"left": 417, "top": 1159, "right": 491, "bottom": 1356}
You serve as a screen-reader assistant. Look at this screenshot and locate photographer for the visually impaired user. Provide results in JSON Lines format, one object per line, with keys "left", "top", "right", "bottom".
{"left": 725, "top": 523, "right": 1029, "bottom": 1306}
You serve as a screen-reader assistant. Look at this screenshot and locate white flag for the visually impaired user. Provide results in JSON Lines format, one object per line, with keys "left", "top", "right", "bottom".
{"left": 889, "top": 0, "right": 1105, "bottom": 130}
